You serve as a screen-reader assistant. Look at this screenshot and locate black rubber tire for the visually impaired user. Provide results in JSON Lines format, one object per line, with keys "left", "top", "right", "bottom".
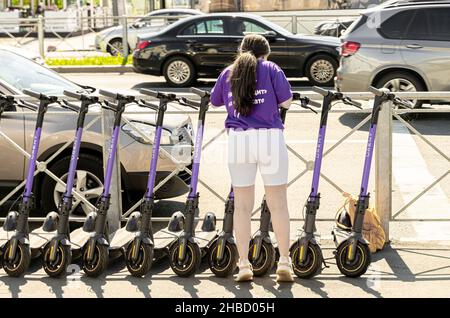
{"left": 336, "top": 240, "right": 371, "bottom": 278}
{"left": 107, "top": 38, "right": 129, "bottom": 56}
{"left": 2, "top": 241, "right": 31, "bottom": 277}
{"left": 125, "top": 242, "right": 154, "bottom": 277}
{"left": 163, "top": 56, "right": 196, "bottom": 88}
{"left": 305, "top": 54, "right": 338, "bottom": 87}
{"left": 290, "top": 242, "right": 323, "bottom": 279}
{"left": 207, "top": 240, "right": 238, "bottom": 278}
{"left": 169, "top": 240, "right": 201, "bottom": 277}
{"left": 40, "top": 154, "right": 103, "bottom": 216}
{"left": 249, "top": 240, "right": 276, "bottom": 277}
{"left": 42, "top": 243, "right": 72, "bottom": 277}
{"left": 82, "top": 243, "right": 109, "bottom": 277}
{"left": 375, "top": 71, "right": 425, "bottom": 109}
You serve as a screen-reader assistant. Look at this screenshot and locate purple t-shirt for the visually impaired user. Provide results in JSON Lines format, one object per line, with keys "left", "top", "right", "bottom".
{"left": 210, "top": 60, "right": 292, "bottom": 130}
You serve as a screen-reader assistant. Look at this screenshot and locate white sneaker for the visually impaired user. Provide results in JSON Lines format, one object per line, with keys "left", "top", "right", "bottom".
{"left": 276, "top": 256, "right": 294, "bottom": 282}
{"left": 235, "top": 260, "right": 253, "bottom": 282}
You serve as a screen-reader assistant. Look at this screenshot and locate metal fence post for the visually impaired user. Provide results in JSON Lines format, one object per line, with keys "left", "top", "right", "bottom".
{"left": 121, "top": 15, "right": 128, "bottom": 63}
{"left": 37, "top": 16, "right": 45, "bottom": 59}
{"left": 101, "top": 108, "right": 122, "bottom": 233}
{"left": 292, "top": 15, "right": 298, "bottom": 34}
{"left": 375, "top": 101, "right": 392, "bottom": 241}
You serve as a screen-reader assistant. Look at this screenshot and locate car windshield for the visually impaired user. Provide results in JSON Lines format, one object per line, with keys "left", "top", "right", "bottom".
{"left": 0, "top": 50, "right": 82, "bottom": 95}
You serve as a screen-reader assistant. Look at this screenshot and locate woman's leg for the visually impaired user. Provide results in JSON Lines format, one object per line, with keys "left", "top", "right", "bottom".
{"left": 264, "top": 184, "right": 290, "bottom": 258}
{"left": 233, "top": 185, "right": 255, "bottom": 262}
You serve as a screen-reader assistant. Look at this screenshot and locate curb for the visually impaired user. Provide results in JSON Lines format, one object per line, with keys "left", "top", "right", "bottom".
{"left": 50, "top": 65, "right": 135, "bottom": 73}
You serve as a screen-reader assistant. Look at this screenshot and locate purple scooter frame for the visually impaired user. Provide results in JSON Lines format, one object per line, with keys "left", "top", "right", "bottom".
{"left": 168, "top": 87, "right": 217, "bottom": 278}
{"left": 123, "top": 89, "right": 178, "bottom": 277}
{"left": 80, "top": 90, "right": 135, "bottom": 277}
{"left": 335, "top": 86, "right": 412, "bottom": 278}
{"left": 40, "top": 90, "right": 99, "bottom": 277}
{"left": 2, "top": 90, "right": 58, "bottom": 277}
{"left": 290, "top": 87, "right": 361, "bottom": 279}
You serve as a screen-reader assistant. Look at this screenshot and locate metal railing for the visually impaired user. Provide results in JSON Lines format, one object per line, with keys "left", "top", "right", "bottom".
{"left": 0, "top": 91, "right": 448, "bottom": 239}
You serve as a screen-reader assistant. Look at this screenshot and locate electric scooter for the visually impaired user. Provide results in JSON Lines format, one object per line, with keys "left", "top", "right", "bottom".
{"left": 333, "top": 86, "right": 412, "bottom": 278}
{"left": 78, "top": 90, "right": 135, "bottom": 277}
{"left": 168, "top": 87, "right": 217, "bottom": 277}
{"left": 38, "top": 90, "right": 99, "bottom": 277}
{"left": 248, "top": 94, "right": 321, "bottom": 277}
{"left": 289, "top": 87, "right": 362, "bottom": 279}
{"left": 109, "top": 88, "right": 178, "bottom": 277}
{"left": 2, "top": 90, "right": 58, "bottom": 277}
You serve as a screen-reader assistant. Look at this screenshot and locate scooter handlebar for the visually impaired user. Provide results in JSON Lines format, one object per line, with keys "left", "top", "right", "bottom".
{"left": 308, "top": 99, "right": 322, "bottom": 108}
{"left": 17, "top": 100, "right": 38, "bottom": 111}
{"left": 180, "top": 97, "right": 201, "bottom": 109}
{"left": 190, "top": 87, "right": 210, "bottom": 98}
{"left": 23, "top": 89, "right": 42, "bottom": 100}
{"left": 63, "top": 90, "right": 83, "bottom": 100}
{"left": 99, "top": 89, "right": 119, "bottom": 100}
{"left": 312, "top": 86, "right": 329, "bottom": 97}
{"left": 139, "top": 89, "right": 160, "bottom": 98}
{"left": 61, "top": 100, "right": 81, "bottom": 112}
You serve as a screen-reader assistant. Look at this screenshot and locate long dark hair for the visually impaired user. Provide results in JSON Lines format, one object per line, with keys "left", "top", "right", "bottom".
{"left": 229, "top": 34, "right": 270, "bottom": 117}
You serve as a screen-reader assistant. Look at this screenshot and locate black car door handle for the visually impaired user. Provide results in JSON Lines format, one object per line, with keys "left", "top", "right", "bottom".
{"left": 406, "top": 44, "right": 423, "bottom": 49}
{"left": 186, "top": 39, "right": 197, "bottom": 44}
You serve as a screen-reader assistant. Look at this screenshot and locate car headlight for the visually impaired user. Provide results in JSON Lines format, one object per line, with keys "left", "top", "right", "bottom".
{"left": 122, "top": 122, "right": 173, "bottom": 145}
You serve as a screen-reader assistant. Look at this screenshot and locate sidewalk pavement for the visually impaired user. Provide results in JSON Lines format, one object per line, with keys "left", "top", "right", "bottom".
{"left": 0, "top": 241, "right": 449, "bottom": 298}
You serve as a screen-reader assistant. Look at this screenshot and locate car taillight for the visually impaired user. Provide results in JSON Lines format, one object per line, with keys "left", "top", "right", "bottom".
{"left": 137, "top": 40, "right": 151, "bottom": 50}
{"left": 341, "top": 41, "right": 360, "bottom": 57}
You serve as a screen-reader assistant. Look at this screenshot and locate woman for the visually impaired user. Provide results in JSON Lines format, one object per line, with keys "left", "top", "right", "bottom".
{"left": 210, "top": 34, "right": 293, "bottom": 282}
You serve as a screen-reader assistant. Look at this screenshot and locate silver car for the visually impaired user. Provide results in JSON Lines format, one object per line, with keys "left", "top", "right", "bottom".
{"left": 95, "top": 8, "right": 203, "bottom": 56}
{"left": 0, "top": 48, "right": 193, "bottom": 217}
{"left": 336, "top": 0, "right": 450, "bottom": 107}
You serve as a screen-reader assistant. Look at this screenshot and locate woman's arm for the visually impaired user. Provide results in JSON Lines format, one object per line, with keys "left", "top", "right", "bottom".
{"left": 279, "top": 97, "right": 292, "bottom": 109}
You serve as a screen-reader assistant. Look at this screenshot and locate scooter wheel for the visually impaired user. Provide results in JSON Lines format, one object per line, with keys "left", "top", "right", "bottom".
{"left": 249, "top": 240, "right": 276, "bottom": 277}
{"left": 207, "top": 240, "right": 238, "bottom": 277}
{"left": 290, "top": 243, "right": 323, "bottom": 279}
{"left": 125, "top": 242, "right": 154, "bottom": 277}
{"left": 2, "top": 241, "right": 31, "bottom": 277}
{"left": 169, "top": 240, "right": 201, "bottom": 277}
{"left": 82, "top": 243, "right": 109, "bottom": 277}
{"left": 336, "top": 240, "right": 371, "bottom": 278}
{"left": 42, "top": 243, "right": 72, "bottom": 277}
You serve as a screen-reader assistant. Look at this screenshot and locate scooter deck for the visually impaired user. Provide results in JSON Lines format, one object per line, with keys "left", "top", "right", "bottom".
{"left": 194, "top": 230, "right": 217, "bottom": 250}
{"left": 29, "top": 226, "right": 56, "bottom": 257}
{"left": 109, "top": 227, "right": 132, "bottom": 251}
{"left": 70, "top": 227, "right": 90, "bottom": 252}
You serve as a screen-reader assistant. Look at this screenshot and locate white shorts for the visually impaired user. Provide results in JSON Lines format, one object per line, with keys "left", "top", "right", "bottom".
{"left": 228, "top": 128, "right": 289, "bottom": 187}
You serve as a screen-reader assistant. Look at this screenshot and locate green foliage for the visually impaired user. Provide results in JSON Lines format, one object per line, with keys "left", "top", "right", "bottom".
{"left": 46, "top": 55, "right": 133, "bottom": 66}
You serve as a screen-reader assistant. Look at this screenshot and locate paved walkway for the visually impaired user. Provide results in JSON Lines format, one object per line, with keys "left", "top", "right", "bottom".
{"left": 0, "top": 242, "right": 449, "bottom": 298}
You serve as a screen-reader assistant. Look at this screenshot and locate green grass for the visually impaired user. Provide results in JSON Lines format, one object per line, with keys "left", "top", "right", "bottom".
{"left": 46, "top": 55, "right": 133, "bottom": 66}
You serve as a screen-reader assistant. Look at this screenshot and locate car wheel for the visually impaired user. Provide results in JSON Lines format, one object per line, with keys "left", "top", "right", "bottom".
{"left": 375, "top": 72, "right": 425, "bottom": 109}
{"left": 108, "top": 38, "right": 128, "bottom": 56}
{"left": 41, "top": 154, "right": 104, "bottom": 216}
{"left": 163, "top": 56, "right": 196, "bottom": 87}
{"left": 305, "top": 54, "right": 337, "bottom": 87}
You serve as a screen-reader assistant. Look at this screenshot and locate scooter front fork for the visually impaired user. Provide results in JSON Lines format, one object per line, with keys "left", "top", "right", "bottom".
{"left": 298, "top": 195, "right": 320, "bottom": 263}
{"left": 7, "top": 198, "right": 33, "bottom": 260}
{"left": 252, "top": 198, "right": 272, "bottom": 260}
{"left": 86, "top": 196, "right": 110, "bottom": 261}
{"left": 215, "top": 196, "right": 234, "bottom": 262}
{"left": 178, "top": 194, "right": 199, "bottom": 262}
{"left": 129, "top": 199, "right": 155, "bottom": 262}
{"left": 347, "top": 194, "right": 370, "bottom": 261}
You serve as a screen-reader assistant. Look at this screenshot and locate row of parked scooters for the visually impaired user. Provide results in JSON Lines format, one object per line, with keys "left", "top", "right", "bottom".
{"left": 0, "top": 86, "right": 412, "bottom": 280}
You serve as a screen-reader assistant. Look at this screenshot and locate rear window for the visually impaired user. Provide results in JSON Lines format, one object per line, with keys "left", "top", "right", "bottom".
{"left": 405, "top": 8, "right": 450, "bottom": 41}
{"left": 344, "top": 14, "right": 368, "bottom": 35}
{"left": 180, "top": 19, "right": 225, "bottom": 35}
{"left": 378, "top": 10, "right": 414, "bottom": 39}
